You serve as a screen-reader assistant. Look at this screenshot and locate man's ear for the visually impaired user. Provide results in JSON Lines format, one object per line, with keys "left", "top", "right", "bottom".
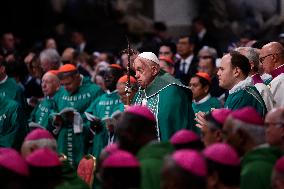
{"left": 151, "top": 65, "right": 160, "bottom": 76}
{"left": 233, "top": 66, "right": 241, "bottom": 78}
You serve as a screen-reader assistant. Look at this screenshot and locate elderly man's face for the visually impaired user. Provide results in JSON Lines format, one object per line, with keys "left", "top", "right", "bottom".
{"left": 259, "top": 48, "right": 277, "bottom": 74}
{"left": 134, "top": 58, "right": 156, "bottom": 89}
{"left": 265, "top": 109, "right": 284, "bottom": 147}
{"left": 41, "top": 73, "right": 60, "bottom": 97}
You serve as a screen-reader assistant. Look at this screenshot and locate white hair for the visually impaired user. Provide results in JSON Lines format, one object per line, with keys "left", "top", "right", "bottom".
{"left": 232, "top": 118, "right": 265, "bottom": 145}
{"left": 24, "top": 138, "right": 57, "bottom": 151}
{"left": 40, "top": 49, "right": 61, "bottom": 68}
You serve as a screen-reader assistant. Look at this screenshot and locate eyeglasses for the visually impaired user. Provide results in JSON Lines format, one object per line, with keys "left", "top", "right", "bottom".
{"left": 259, "top": 53, "right": 277, "bottom": 63}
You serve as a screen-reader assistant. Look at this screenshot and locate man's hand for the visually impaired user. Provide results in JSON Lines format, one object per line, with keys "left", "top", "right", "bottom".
{"left": 195, "top": 111, "right": 208, "bottom": 129}
{"left": 54, "top": 115, "right": 63, "bottom": 127}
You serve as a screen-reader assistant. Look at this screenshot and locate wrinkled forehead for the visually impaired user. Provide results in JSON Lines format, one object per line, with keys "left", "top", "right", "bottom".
{"left": 42, "top": 73, "right": 58, "bottom": 82}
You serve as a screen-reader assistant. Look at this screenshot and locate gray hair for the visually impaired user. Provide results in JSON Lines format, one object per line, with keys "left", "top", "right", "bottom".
{"left": 235, "top": 47, "right": 259, "bottom": 72}
{"left": 232, "top": 119, "right": 265, "bottom": 145}
{"left": 40, "top": 49, "right": 61, "bottom": 69}
{"left": 198, "top": 46, "right": 218, "bottom": 59}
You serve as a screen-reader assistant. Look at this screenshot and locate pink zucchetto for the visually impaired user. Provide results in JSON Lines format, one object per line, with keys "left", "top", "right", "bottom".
{"left": 102, "top": 150, "right": 139, "bottom": 168}
{"left": 172, "top": 150, "right": 207, "bottom": 177}
{"left": 26, "top": 148, "right": 61, "bottom": 167}
{"left": 230, "top": 107, "right": 264, "bottom": 125}
{"left": 274, "top": 156, "right": 284, "bottom": 173}
{"left": 125, "top": 105, "right": 156, "bottom": 122}
{"left": 211, "top": 108, "right": 232, "bottom": 125}
{"left": 24, "top": 128, "right": 54, "bottom": 141}
{"left": 0, "top": 148, "right": 29, "bottom": 176}
{"left": 203, "top": 143, "right": 240, "bottom": 166}
{"left": 170, "top": 129, "right": 200, "bottom": 145}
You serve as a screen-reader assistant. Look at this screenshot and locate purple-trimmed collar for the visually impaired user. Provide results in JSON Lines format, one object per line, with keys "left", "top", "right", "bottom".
{"left": 271, "top": 64, "right": 284, "bottom": 79}
{"left": 251, "top": 74, "right": 263, "bottom": 84}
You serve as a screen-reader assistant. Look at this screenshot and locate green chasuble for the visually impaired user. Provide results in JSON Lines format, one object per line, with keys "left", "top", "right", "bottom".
{"left": 224, "top": 77, "right": 267, "bottom": 117}
{"left": 137, "top": 141, "right": 174, "bottom": 189}
{"left": 0, "top": 76, "right": 28, "bottom": 112}
{"left": 54, "top": 76, "right": 104, "bottom": 167}
{"left": 192, "top": 95, "right": 221, "bottom": 134}
{"left": 133, "top": 70, "right": 195, "bottom": 141}
{"left": 0, "top": 96, "right": 28, "bottom": 150}
{"left": 241, "top": 146, "right": 282, "bottom": 189}
{"left": 29, "top": 95, "right": 59, "bottom": 131}
{"left": 85, "top": 90, "right": 124, "bottom": 158}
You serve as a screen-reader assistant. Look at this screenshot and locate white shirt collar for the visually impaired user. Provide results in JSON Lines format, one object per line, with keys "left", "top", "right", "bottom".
{"left": 229, "top": 77, "right": 253, "bottom": 94}
{"left": 79, "top": 75, "right": 84, "bottom": 86}
{"left": 193, "top": 94, "right": 211, "bottom": 104}
{"left": 79, "top": 42, "right": 86, "bottom": 53}
{"left": 198, "top": 29, "right": 207, "bottom": 40}
{"left": 106, "top": 89, "right": 118, "bottom": 94}
{"left": 0, "top": 75, "right": 8, "bottom": 84}
{"left": 180, "top": 54, "right": 194, "bottom": 73}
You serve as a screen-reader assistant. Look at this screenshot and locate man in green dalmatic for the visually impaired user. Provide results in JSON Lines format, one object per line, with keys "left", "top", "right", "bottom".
{"left": 54, "top": 64, "right": 104, "bottom": 167}
{"left": 132, "top": 52, "right": 194, "bottom": 140}
{"left": 217, "top": 51, "right": 267, "bottom": 117}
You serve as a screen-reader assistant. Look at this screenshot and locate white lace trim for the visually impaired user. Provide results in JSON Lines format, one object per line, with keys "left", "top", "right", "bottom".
{"left": 193, "top": 94, "right": 211, "bottom": 104}
{"left": 0, "top": 75, "right": 8, "bottom": 84}
{"left": 229, "top": 77, "right": 253, "bottom": 94}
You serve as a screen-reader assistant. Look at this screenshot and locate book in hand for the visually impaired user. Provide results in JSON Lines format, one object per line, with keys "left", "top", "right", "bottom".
{"left": 102, "top": 110, "right": 122, "bottom": 126}
{"left": 84, "top": 112, "right": 101, "bottom": 122}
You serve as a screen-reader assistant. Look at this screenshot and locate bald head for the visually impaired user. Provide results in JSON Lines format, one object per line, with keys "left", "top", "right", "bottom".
{"left": 266, "top": 108, "right": 284, "bottom": 123}
{"left": 61, "top": 48, "right": 76, "bottom": 64}
{"left": 265, "top": 108, "right": 284, "bottom": 149}
{"left": 41, "top": 72, "right": 60, "bottom": 97}
{"left": 260, "top": 42, "right": 284, "bottom": 74}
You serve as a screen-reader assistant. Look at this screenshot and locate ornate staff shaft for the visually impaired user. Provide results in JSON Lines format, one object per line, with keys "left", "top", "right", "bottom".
{"left": 125, "top": 37, "right": 132, "bottom": 105}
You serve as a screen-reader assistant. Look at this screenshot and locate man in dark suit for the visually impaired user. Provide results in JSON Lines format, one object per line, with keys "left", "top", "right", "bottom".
{"left": 175, "top": 35, "right": 198, "bottom": 85}
{"left": 192, "top": 17, "right": 221, "bottom": 57}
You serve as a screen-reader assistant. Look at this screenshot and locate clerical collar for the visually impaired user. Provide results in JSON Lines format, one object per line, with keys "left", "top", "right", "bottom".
{"left": 0, "top": 75, "right": 8, "bottom": 84}
{"left": 193, "top": 94, "right": 211, "bottom": 104}
{"left": 106, "top": 89, "right": 118, "bottom": 94}
{"left": 79, "top": 75, "right": 83, "bottom": 86}
{"left": 229, "top": 77, "right": 253, "bottom": 94}
{"left": 250, "top": 73, "right": 263, "bottom": 85}
{"left": 181, "top": 54, "right": 193, "bottom": 64}
{"left": 271, "top": 64, "right": 284, "bottom": 79}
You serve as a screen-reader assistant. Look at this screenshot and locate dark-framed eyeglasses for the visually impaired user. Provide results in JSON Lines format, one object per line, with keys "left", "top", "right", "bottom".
{"left": 259, "top": 53, "right": 277, "bottom": 63}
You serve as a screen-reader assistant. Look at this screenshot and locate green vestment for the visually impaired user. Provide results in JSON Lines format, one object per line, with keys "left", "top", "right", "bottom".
{"left": 54, "top": 77, "right": 104, "bottom": 167}
{"left": 241, "top": 146, "right": 282, "bottom": 189}
{"left": 0, "top": 96, "right": 28, "bottom": 150}
{"left": 85, "top": 91, "right": 124, "bottom": 158}
{"left": 0, "top": 76, "right": 28, "bottom": 113}
{"left": 29, "top": 95, "right": 58, "bottom": 131}
{"left": 137, "top": 141, "right": 174, "bottom": 189}
{"left": 192, "top": 95, "right": 221, "bottom": 134}
{"left": 224, "top": 78, "right": 267, "bottom": 117}
{"left": 133, "top": 71, "right": 195, "bottom": 141}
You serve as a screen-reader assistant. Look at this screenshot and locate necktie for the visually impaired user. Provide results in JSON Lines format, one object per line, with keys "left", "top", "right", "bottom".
{"left": 181, "top": 61, "right": 186, "bottom": 74}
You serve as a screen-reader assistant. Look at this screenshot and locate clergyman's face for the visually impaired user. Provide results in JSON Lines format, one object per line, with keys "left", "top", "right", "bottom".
{"left": 134, "top": 58, "right": 155, "bottom": 89}
{"left": 217, "top": 54, "right": 235, "bottom": 90}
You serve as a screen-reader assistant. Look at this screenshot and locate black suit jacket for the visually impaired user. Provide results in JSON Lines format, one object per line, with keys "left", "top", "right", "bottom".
{"left": 174, "top": 56, "right": 199, "bottom": 85}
